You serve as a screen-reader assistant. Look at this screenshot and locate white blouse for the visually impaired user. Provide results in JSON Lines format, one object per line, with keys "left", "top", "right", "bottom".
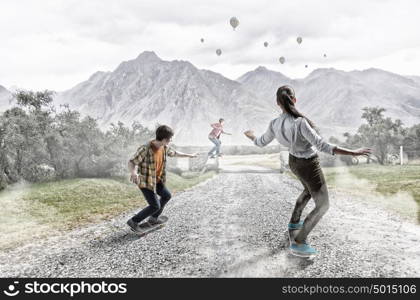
{"left": 254, "top": 113, "right": 337, "bottom": 158}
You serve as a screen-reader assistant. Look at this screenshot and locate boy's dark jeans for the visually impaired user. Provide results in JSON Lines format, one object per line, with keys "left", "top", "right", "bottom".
{"left": 132, "top": 182, "right": 172, "bottom": 223}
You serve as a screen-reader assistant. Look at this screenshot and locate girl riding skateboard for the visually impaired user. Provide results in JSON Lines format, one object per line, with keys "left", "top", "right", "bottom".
{"left": 244, "top": 85, "right": 372, "bottom": 257}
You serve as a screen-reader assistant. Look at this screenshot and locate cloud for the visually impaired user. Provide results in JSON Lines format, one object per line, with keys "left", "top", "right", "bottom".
{"left": 0, "top": 0, "right": 419, "bottom": 90}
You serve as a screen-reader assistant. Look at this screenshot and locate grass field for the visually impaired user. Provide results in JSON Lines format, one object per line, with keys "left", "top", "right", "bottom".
{"left": 322, "top": 164, "right": 420, "bottom": 223}
{"left": 0, "top": 171, "right": 216, "bottom": 250}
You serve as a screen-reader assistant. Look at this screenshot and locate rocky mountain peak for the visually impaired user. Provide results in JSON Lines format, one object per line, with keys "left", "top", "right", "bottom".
{"left": 135, "top": 51, "right": 162, "bottom": 62}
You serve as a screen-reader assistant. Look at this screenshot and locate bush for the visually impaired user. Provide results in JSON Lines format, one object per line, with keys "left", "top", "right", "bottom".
{"left": 0, "top": 91, "right": 155, "bottom": 187}
{"left": 23, "top": 164, "right": 56, "bottom": 182}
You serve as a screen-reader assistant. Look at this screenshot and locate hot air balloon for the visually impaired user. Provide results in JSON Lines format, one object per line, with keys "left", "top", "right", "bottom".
{"left": 279, "top": 56, "right": 286, "bottom": 64}
{"left": 297, "top": 37, "right": 303, "bottom": 44}
{"left": 201, "top": 38, "right": 204, "bottom": 43}
{"left": 230, "top": 17, "right": 239, "bottom": 30}
{"left": 264, "top": 41, "right": 269, "bottom": 47}
{"left": 216, "top": 49, "right": 222, "bottom": 56}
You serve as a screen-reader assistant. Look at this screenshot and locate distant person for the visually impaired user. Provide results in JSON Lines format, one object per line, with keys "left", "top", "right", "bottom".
{"left": 244, "top": 85, "right": 372, "bottom": 257}
{"left": 208, "top": 118, "right": 232, "bottom": 158}
{"left": 127, "top": 125, "right": 197, "bottom": 233}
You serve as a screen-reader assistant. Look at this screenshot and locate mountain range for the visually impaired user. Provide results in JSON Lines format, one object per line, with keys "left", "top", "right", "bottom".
{"left": 54, "top": 51, "right": 273, "bottom": 145}
{"left": 240, "top": 66, "right": 420, "bottom": 138}
{"left": 2, "top": 51, "right": 420, "bottom": 145}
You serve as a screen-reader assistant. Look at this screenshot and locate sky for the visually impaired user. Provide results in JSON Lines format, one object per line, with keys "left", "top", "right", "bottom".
{"left": 1, "top": 0, "right": 420, "bottom": 91}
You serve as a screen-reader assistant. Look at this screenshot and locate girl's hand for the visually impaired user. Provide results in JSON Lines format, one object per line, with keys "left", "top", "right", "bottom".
{"left": 244, "top": 130, "right": 255, "bottom": 139}
{"left": 352, "top": 148, "right": 373, "bottom": 157}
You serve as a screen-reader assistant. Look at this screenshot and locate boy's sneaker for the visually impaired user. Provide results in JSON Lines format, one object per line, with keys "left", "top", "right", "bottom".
{"left": 288, "top": 220, "right": 304, "bottom": 230}
{"left": 290, "top": 242, "right": 317, "bottom": 257}
{"left": 148, "top": 215, "right": 168, "bottom": 225}
{"left": 127, "top": 218, "right": 143, "bottom": 233}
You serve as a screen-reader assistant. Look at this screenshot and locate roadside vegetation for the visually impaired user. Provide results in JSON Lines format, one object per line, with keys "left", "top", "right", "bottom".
{"left": 0, "top": 171, "right": 216, "bottom": 250}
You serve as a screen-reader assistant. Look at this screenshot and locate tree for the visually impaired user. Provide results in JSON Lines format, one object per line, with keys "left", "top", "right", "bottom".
{"left": 0, "top": 90, "right": 157, "bottom": 190}
{"left": 103, "top": 121, "right": 154, "bottom": 176}
{"left": 345, "top": 107, "right": 406, "bottom": 165}
{"left": 403, "top": 124, "right": 420, "bottom": 159}
{"left": 15, "top": 90, "right": 54, "bottom": 111}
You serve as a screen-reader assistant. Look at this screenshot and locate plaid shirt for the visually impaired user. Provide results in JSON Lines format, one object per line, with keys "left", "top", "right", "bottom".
{"left": 129, "top": 141, "right": 177, "bottom": 191}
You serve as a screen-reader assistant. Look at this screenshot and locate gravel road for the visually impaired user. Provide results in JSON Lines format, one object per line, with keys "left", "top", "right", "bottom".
{"left": 1, "top": 166, "right": 419, "bottom": 277}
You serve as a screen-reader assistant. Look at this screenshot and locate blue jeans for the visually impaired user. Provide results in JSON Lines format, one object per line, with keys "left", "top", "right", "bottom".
{"left": 132, "top": 182, "right": 172, "bottom": 223}
{"left": 208, "top": 137, "right": 221, "bottom": 156}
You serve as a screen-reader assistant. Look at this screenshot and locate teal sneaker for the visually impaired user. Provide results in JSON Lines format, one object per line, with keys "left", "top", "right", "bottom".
{"left": 287, "top": 221, "right": 304, "bottom": 245}
{"left": 288, "top": 220, "right": 304, "bottom": 230}
{"left": 290, "top": 242, "right": 317, "bottom": 257}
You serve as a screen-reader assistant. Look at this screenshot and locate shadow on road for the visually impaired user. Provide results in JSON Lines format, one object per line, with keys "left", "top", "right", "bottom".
{"left": 216, "top": 246, "right": 315, "bottom": 277}
{"left": 89, "top": 230, "right": 147, "bottom": 248}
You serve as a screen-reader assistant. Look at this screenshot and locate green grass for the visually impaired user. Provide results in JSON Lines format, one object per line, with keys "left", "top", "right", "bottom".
{"left": 322, "top": 164, "right": 420, "bottom": 223}
{"left": 22, "top": 178, "right": 142, "bottom": 229}
{"left": 0, "top": 171, "right": 216, "bottom": 250}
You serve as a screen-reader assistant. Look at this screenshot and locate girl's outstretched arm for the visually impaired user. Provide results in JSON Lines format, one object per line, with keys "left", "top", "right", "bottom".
{"left": 300, "top": 118, "right": 372, "bottom": 156}
{"left": 333, "top": 147, "right": 372, "bottom": 156}
{"left": 244, "top": 120, "right": 275, "bottom": 147}
{"left": 244, "top": 130, "right": 256, "bottom": 140}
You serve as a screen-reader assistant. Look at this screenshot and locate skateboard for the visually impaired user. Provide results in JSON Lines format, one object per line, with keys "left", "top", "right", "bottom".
{"left": 132, "top": 216, "right": 168, "bottom": 237}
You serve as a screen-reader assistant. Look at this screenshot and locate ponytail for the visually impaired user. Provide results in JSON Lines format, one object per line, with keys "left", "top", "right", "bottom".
{"left": 277, "top": 86, "right": 318, "bottom": 132}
